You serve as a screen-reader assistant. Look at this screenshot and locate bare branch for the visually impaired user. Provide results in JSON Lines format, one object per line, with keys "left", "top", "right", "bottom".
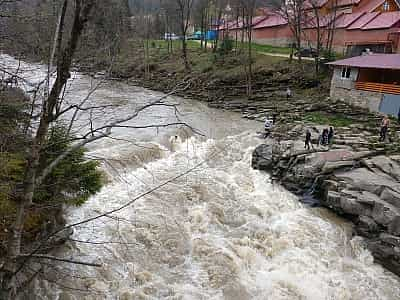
{"left": 18, "top": 254, "right": 101, "bottom": 268}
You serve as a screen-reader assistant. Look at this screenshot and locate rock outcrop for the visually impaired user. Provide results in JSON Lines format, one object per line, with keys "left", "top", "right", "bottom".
{"left": 252, "top": 123, "right": 400, "bottom": 276}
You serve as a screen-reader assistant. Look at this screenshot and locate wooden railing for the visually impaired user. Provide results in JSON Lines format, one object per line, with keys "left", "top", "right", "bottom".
{"left": 355, "top": 82, "right": 400, "bottom": 95}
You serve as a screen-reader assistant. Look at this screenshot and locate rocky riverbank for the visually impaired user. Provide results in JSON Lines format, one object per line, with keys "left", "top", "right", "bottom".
{"left": 252, "top": 122, "right": 400, "bottom": 276}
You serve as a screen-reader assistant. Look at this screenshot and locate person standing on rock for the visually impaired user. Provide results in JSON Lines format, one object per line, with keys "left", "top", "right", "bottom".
{"left": 397, "top": 107, "right": 400, "bottom": 124}
{"left": 286, "top": 87, "right": 292, "bottom": 100}
{"left": 328, "top": 127, "right": 334, "bottom": 145}
{"left": 321, "top": 128, "right": 329, "bottom": 146}
{"left": 380, "top": 115, "right": 390, "bottom": 142}
{"left": 305, "top": 129, "right": 312, "bottom": 150}
{"left": 264, "top": 116, "right": 274, "bottom": 138}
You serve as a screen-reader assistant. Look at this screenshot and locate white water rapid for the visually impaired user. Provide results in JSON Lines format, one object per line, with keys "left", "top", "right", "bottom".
{"left": 2, "top": 55, "right": 400, "bottom": 300}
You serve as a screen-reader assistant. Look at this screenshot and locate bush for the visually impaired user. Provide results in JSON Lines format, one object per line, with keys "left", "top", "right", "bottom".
{"left": 218, "top": 38, "right": 234, "bottom": 55}
{"left": 35, "top": 125, "right": 103, "bottom": 206}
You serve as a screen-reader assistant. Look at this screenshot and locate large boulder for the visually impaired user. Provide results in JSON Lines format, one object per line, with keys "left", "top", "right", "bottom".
{"left": 367, "top": 234, "right": 400, "bottom": 276}
{"left": 252, "top": 144, "right": 273, "bottom": 171}
{"left": 356, "top": 216, "right": 379, "bottom": 236}
{"left": 372, "top": 198, "right": 400, "bottom": 226}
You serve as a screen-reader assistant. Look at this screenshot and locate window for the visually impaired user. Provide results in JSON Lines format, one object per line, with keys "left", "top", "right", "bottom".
{"left": 341, "top": 67, "right": 351, "bottom": 79}
{"left": 383, "top": 1, "right": 390, "bottom": 11}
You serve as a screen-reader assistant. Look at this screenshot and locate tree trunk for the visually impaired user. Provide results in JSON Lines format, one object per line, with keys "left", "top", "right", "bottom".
{"left": 3, "top": 1, "right": 96, "bottom": 296}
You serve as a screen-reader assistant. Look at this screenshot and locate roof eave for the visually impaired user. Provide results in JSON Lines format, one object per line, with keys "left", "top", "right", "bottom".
{"left": 326, "top": 63, "right": 400, "bottom": 70}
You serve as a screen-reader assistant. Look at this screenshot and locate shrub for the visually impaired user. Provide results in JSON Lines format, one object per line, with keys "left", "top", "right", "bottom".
{"left": 218, "top": 38, "right": 234, "bottom": 55}
{"left": 35, "top": 125, "right": 103, "bottom": 206}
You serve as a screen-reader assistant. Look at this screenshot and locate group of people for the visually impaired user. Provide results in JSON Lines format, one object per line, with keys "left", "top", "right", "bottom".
{"left": 305, "top": 127, "right": 334, "bottom": 150}
{"left": 263, "top": 88, "right": 396, "bottom": 147}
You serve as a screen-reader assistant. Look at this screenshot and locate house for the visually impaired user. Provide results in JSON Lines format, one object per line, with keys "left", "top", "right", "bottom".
{"left": 327, "top": 53, "right": 400, "bottom": 115}
{"left": 219, "top": 0, "right": 400, "bottom": 55}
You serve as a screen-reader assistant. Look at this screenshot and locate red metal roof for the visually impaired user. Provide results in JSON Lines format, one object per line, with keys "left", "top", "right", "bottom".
{"left": 362, "top": 11, "right": 400, "bottom": 29}
{"left": 357, "top": 0, "right": 386, "bottom": 12}
{"left": 303, "top": 11, "right": 345, "bottom": 29}
{"left": 334, "top": 12, "right": 365, "bottom": 28}
{"left": 253, "top": 14, "right": 288, "bottom": 29}
{"left": 229, "top": 15, "right": 268, "bottom": 30}
{"left": 335, "top": 0, "right": 362, "bottom": 7}
{"left": 347, "top": 12, "right": 380, "bottom": 29}
{"left": 327, "top": 54, "right": 400, "bottom": 69}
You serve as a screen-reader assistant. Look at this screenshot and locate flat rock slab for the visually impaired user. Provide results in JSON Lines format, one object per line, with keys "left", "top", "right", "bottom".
{"left": 322, "top": 161, "right": 355, "bottom": 174}
{"left": 365, "top": 156, "right": 400, "bottom": 181}
{"left": 312, "top": 150, "right": 354, "bottom": 162}
{"left": 334, "top": 168, "right": 400, "bottom": 195}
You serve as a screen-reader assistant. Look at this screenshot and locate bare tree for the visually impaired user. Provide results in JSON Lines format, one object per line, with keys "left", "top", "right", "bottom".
{"left": 0, "top": 1, "right": 198, "bottom": 296}
{"left": 272, "top": 0, "right": 307, "bottom": 62}
{"left": 239, "top": 0, "right": 256, "bottom": 96}
{"left": 307, "top": 0, "right": 323, "bottom": 75}
{"left": 174, "top": 0, "right": 194, "bottom": 70}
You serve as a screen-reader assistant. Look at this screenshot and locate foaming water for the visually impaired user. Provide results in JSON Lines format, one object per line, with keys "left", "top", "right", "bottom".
{"left": 31, "top": 133, "right": 400, "bottom": 300}
{"left": 2, "top": 54, "right": 400, "bottom": 300}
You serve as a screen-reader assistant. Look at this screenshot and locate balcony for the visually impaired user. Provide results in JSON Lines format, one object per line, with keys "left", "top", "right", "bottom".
{"left": 355, "top": 82, "right": 400, "bottom": 95}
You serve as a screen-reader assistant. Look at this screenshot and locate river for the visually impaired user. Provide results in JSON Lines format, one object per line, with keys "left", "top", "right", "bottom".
{"left": 2, "top": 55, "right": 400, "bottom": 300}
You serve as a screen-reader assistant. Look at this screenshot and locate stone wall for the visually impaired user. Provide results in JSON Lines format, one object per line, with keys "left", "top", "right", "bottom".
{"left": 330, "top": 67, "right": 383, "bottom": 112}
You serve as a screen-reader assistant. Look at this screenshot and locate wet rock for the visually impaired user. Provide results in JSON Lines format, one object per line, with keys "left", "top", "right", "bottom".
{"left": 335, "top": 168, "right": 400, "bottom": 195}
{"left": 325, "top": 191, "right": 341, "bottom": 208}
{"left": 340, "top": 196, "right": 371, "bottom": 216}
{"left": 371, "top": 199, "right": 400, "bottom": 226}
{"left": 322, "top": 160, "right": 355, "bottom": 174}
{"left": 252, "top": 144, "right": 273, "bottom": 171}
{"left": 321, "top": 180, "right": 339, "bottom": 192}
{"left": 365, "top": 156, "right": 400, "bottom": 181}
{"left": 366, "top": 235, "right": 400, "bottom": 276}
{"left": 380, "top": 188, "right": 400, "bottom": 209}
{"left": 356, "top": 216, "right": 379, "bottom": 236}
{"left": 389, "top": 216, "right": 400, "bottom": 236}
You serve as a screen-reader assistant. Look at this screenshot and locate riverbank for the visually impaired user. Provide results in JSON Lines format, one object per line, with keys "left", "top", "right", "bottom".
{"left": 252, "top": 121, "right": 400, "bottom": 276}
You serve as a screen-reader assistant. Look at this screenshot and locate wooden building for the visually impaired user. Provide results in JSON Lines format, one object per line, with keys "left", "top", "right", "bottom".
{"left": 327, "top": 53, "right": 400, "bottom": 114}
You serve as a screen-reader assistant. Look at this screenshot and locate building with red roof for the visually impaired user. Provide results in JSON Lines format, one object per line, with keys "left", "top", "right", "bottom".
{"left": 327, "top": 53, "right": 400, "bottom": 114}
{"left": 219, "top": 0, "right": 400, "bottom": 55}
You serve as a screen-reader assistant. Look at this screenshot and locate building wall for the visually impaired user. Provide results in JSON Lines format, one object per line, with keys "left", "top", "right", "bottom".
{"left": 302, "top": 27, "right": 400, "bottom": 53}
{"left": 252, "top": 26, "right": 293, "bottom": 47}
{"left": 330, "top": 67, "right": 383, "bottom": 111}
{"left": 222, "top": 20, "right": 400, "bottom": 53}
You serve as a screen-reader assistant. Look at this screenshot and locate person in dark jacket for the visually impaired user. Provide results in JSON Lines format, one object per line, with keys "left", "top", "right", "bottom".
{"left": 305, "top": 129, "right": 312, "bottom": 150}
{"left": 322, "top": 128, "right": 329, "bottom": 146}
{"left": 328, "top": 127, "right": 334, "bottom": 145}
{"left": 398, "top": 107, "right": 400, "bottom": 124}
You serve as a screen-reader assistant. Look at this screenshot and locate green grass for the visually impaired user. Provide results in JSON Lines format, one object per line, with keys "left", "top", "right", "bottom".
{"left": 303, "top": 112, "right": 353, "bottom": 127}
{"left": 148, "top": 40, "right": 201, "bottom": 51}
{"left": 235, "top": 42, "right": 292, "bottom": 55}
{"left": 250, "top": 43, "right": 292, "bottom": 55}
